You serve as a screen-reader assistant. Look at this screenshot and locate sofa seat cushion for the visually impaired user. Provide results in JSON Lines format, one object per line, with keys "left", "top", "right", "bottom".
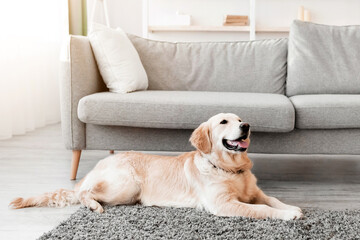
{"left": 290, "top": 95, "right": 360, "bottom": 129}
{"left": 78, "top": 91, "right": 295, "bottom": 132}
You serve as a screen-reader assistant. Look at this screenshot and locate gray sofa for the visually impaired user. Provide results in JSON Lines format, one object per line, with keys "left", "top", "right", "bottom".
{"left": 61, "top": 20, "right": 360, "bottom": 179}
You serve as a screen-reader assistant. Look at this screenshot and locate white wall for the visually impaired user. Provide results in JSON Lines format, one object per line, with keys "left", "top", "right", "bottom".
{"left": 87, "top": 0, "right": 143, "bottom": 35}
{"left": 88, "top": 0, "right": 360, "bottom": 42}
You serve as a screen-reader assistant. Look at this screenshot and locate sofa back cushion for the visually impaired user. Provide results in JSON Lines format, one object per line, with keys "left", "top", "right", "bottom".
{"left": 128, "top": 35, "right": 288, "bottom": 94}
{"left": 287, "top": 20, "right": 360, "bottom": 96}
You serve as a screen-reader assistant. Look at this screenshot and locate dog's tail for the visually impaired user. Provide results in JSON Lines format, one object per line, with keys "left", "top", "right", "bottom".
{"left": 9, "top": 189, "right": 79, "bottom": 209}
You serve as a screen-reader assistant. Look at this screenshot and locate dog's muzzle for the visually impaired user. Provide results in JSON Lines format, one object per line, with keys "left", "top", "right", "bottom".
{"left": 222, "top": 123, "right": 250, "bottom": 152}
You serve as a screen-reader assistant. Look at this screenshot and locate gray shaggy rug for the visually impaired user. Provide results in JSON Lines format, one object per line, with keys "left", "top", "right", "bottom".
{"left": 39, "top": 205, "right": 360, "bottom": 240}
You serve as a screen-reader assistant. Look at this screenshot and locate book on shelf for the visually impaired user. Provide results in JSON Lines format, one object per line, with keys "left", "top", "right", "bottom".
{"left": 223, "top": 15, "right": 248, "bottom": 26}
{"left": 226, "top": 15, "right": 248, "bottom": 20}
{"left": 223, "top": 22, "right": 247, "bottom": 26}
{"left": 225, "top": 18, "right": 248, "bottom": 23}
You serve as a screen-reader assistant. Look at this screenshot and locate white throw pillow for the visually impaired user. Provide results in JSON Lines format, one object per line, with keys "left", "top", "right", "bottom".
{"left": 88, "top": 24, "right": 148, "bottom": 93}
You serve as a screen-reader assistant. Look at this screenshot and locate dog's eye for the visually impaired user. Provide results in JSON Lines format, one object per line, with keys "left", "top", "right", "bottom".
{"left": 239, "top": 119, "right": 242, "bottom": 122}
{"left": 220, "top": 120, "right": 228, "bottom": 124}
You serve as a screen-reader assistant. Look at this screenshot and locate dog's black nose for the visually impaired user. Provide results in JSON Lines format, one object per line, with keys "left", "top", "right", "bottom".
{"left": 240, "top": 122, "right": 250, "bottom": 132}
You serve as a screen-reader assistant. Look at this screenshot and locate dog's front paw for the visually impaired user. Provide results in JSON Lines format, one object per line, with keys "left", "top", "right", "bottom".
{"left": 286, "top": 205, "right": 302, "bottom": 214}
{"left": 89, "top": 201, "right": 104, "bottom": 213}
{"left": 281, "top": 210, "right": 303, "bottom": 220}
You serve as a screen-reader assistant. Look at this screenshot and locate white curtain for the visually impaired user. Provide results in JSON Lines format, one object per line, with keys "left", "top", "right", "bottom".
{"left": 0, "top": 0, "right": 68, "bottom": 140}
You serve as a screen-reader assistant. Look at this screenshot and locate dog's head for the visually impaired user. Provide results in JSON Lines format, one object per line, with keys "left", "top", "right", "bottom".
{"left": 190, "top": 113, "right": 250, "bottom": 155}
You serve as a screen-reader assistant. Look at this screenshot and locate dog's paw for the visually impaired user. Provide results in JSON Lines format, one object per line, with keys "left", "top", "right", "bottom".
{"left": 281, "top": 210, "right": 303, "bottom": 220}
{"left": 286, "top": 205, "right": 302, "bottom": 214}
{"left": 89, "top": 201, "right": 104, "bottom": 213}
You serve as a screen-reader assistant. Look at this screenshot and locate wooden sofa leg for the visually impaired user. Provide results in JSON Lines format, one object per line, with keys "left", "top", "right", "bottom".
{"left": 109, "top": 150, "right": 114, "bottom": 154}
{"left": 70, "top": 150, "right": 82, "bottom": 180}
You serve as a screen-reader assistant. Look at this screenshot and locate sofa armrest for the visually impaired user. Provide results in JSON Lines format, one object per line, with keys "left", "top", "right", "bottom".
{"left": 60, "top": 35, "right": 107, "bottom": 150}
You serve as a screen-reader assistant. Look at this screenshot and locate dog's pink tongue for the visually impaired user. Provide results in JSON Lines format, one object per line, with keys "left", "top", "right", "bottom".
{"left": 238, "top": 141, "right": 249, "bottom": 148}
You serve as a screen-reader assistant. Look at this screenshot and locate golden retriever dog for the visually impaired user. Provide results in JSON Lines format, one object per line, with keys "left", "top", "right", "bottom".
{"left": 10, "top": 113, "right": 302, "bottom": 220}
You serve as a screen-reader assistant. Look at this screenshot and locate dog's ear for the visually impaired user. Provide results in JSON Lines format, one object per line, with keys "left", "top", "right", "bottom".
{"left": 190, "top": 123, "right": 211, "bottom": 154}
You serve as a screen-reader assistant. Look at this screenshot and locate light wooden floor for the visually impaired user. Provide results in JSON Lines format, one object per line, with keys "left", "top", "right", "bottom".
{"left": 0, "top": 124, "right": 359, "bottom": 239}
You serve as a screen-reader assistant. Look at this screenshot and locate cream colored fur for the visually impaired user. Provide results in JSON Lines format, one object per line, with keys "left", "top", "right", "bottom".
{"left": 10, "top": 113, "right": 302, "bottom": 220}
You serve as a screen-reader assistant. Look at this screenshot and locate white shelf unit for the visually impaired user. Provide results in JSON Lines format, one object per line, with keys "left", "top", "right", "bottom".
{"left": 142, "top": 0, "right": 289, "bottom": 40}
{"left": 148, "top": 25, "right": 251, "bottom": 32}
